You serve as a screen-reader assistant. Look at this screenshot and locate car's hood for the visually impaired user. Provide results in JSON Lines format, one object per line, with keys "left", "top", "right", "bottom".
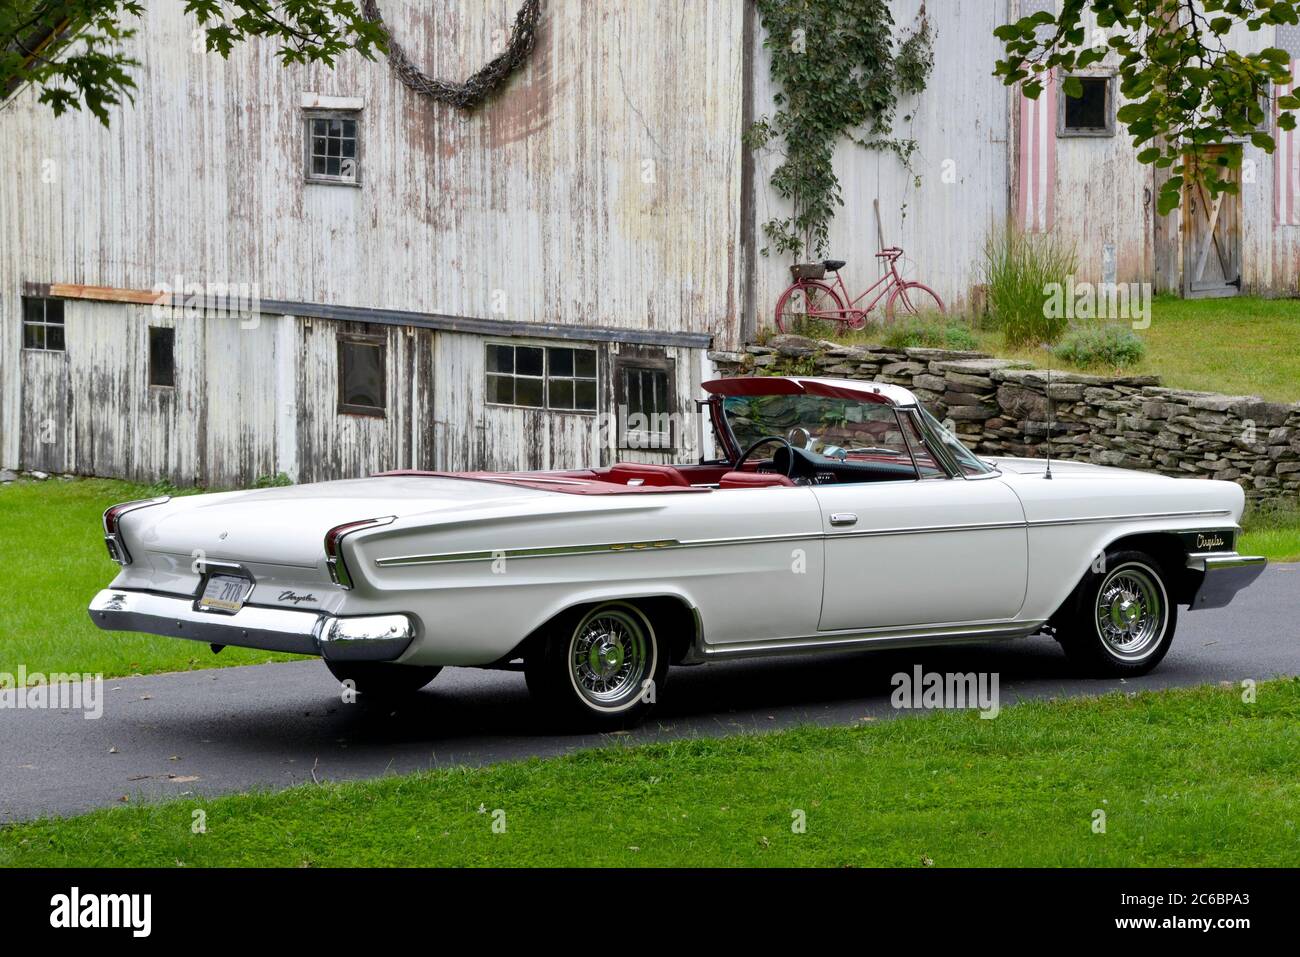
{"left": 986, "top": 457, "right": 1168, "bottom": 479}
{"left": 987, "top": 457, "right": 1246, "bottom": 525}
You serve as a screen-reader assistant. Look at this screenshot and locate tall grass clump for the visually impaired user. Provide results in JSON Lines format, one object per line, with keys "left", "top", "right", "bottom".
{"left": 982, "top": 226, "right": 1078, "bottom": 347}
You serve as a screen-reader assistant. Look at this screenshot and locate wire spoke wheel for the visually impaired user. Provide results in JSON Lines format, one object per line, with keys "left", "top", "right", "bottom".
{"left": 775, "top": 281, "right": 844, "bottom": 335}
{"left": 1094, "top": 564, "right": 1166, "bottom": 661}
{"left": 568, "top": 607, "right": 651, "bottom": 709}
{"left": 885, "top": 281, "right": 945, "bottom": 323}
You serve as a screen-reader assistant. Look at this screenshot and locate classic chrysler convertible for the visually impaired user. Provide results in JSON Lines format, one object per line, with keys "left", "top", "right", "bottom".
{"left": 90, "top": 376, "right": 1266, "bottom": 728}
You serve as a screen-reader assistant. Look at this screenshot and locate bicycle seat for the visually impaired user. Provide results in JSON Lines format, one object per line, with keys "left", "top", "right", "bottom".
{"left": 822, "top": 259, "right": 846, "bottom": 271}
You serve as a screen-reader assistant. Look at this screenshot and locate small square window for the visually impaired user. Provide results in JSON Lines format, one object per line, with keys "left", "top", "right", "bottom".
{"left": 484, "top": 343, "right": 598, "bottom": 412}
{"left": 305, "top": 110, "right": 361, "bottom": 185}
{"left": 338, "top": 335, "right": 386, "bottom": 416}
{"left": 1059, "top": 75, "right": 1115, "bottom": 137}
{"left": 148, "top": 327, "right": 175, "bottom": 387}
{"left": 21, "top": 296, "right": 65, "bottom": 352}
{"left": 617, "top": 360, "right": 675, "bottom": 450}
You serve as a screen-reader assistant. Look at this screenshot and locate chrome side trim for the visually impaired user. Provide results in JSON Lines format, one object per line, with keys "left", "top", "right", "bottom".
{"left": 377, "top": 539, "right": 682, "bottom": 568}
{"left": 1026, "top": 509, "right": 1232, "bottom": 528}
{"left": 374, "top": 509, "right": 1236, "bottom": 569}
{"left": 698, "top": 620, "right": 1046, "bottom": 659}
{"left": 822, "top": 519, "right": 1026, "bottom": 540}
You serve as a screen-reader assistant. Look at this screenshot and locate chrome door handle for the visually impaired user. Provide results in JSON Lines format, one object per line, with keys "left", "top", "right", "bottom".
{"left": 829, "top": 513, "right": 858, "bottom": 527}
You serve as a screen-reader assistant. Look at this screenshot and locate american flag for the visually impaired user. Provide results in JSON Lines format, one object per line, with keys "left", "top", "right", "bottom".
{"left": 1275, "top": 24, "right": 1300, "bottom": 225}
{"left": 1017, "top": 0, "right": 1057, "bottom": 233}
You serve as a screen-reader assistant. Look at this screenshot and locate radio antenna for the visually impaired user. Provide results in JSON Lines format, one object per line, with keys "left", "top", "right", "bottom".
{"left": 1043, "top": 342, "right": 1054, "bottom": 480}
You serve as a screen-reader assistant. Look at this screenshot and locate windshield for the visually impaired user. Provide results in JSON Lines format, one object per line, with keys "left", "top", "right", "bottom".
{"left": 723, "top": 394, "right": 913, "bottom": 458}
{"left": 719, "top": 394, "right": 992, "bottom": 476}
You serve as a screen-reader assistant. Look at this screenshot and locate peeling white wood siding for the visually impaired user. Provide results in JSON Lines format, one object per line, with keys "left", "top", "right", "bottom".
{"left": 0, "top": 0, "right": 743, "bottom": 481}
{"left": 5, "top": 0, "right": 1298, "bottom": 486}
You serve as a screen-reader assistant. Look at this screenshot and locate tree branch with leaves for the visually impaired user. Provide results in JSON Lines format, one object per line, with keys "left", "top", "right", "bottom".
{"left": 1, "top": 0, "right": 384, "bottom": 125}
{"left": 996, "top": 0, "right": 1300, "bottom": 215}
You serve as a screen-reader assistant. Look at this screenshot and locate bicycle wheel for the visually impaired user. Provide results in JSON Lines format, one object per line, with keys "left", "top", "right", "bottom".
{"left": 884, "top": 281, "right": 945, "bottom": 323}
{"left": 774, "top": 281, "right": 845, "bottom": 335}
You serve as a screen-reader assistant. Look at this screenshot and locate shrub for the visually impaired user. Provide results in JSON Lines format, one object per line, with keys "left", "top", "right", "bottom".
{"left": 881, "top": 318, "right": 979, "bottom": 352}
{"left": 1052, "top": 325, "right": 1146, "bottom": 369}
{"left": 982, "top": 226, "right": 1078, "bottom": 346}
{"left": 253, "top": 472, "right": 294, "bottom": 488}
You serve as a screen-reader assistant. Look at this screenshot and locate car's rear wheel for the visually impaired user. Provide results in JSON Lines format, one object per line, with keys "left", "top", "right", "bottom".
{"left": 1055, "top": 550, "right": 1177, "bottom": 676}
{"left": 525, "top": 601, "right": 668, "bottom": 730}
{"left": 326, "top": 661, "right": 442, "bottom": 700}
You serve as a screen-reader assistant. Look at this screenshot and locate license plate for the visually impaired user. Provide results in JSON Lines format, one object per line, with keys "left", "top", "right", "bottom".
{"left": 199, "top": 574, "right": 251, "bottom": 613}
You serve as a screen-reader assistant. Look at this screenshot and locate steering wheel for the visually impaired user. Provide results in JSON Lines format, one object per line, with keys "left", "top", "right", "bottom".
{"left": 734, "top": 435, "right": 796, "bottom": 477}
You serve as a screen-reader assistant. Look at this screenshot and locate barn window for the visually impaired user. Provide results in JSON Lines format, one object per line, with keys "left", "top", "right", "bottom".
{"left": 616, "top": 358, "right": 675, "bottom": 450}
{"left": 1059, "top": 74, "right": 1115, "bottom": 137}
{"left": 338, "top": 334, "right": 386, "bottom": 416}
{"left": 148, "top": 327, "right": 175, "bottom": 387}
{"left": 21, "top": 296, "right": 64, "bottom": 351}
{"left": 546, "top": 347, "right": 598, "bottom": 412}
{"left": 305, "top": 110, "right": 360, "bottom": 185}
{"left": 486, "top": 343, "right": 597, "bottom": 412}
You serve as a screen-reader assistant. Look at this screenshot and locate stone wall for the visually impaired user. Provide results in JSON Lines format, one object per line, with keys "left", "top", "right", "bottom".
{"left": 709, "top": 335, "right": 1300, "bottom": 508}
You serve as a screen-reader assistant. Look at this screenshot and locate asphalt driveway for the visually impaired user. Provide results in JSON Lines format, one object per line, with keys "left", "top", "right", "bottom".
{"left": 1, "top": 563, "right": 1296, "bottom": 822}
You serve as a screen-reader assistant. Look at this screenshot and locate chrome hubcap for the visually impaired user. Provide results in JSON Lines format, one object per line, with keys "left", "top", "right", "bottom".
{"left": 570, "top": 608, "right": 649, "bottom": 707}
{"left": 1095, "top": 565, "right": 1165, "bottom": 661}
{"left": 587, "top": 634, "right": 625, "bottom": 680}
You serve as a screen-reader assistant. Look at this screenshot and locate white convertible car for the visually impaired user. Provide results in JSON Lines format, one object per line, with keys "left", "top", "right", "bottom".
{"left": 90, "top": 376, "right": 1266, "bottom": 728}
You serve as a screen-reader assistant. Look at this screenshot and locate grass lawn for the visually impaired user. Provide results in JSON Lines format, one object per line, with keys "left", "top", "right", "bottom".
{"left": 971, "top": 295, "right": 1300, "bottom": 403}
{"left": 1, "top": 680, "right": 1296, "bottom": 867}
{"left": 0, "top": 478, "right": 307, "bottom": 680}
{"left": 1240, "top": 506, "right": 1300, "bottom": 563}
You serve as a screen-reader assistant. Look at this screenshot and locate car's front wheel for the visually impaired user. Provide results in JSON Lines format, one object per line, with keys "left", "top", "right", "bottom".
{"left": 1055, "top": 550, "right": 1177, "bottom": 677}
{"left": 326, "top": 661, "right": 442, "bottom": 700}
{"left": 525, "top": 601, "right": 668, "bottom": 730}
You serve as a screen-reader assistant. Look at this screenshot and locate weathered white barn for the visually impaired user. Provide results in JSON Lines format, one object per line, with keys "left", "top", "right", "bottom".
{"left": 2, "top": 1, "right": 1295, "bottom": 486}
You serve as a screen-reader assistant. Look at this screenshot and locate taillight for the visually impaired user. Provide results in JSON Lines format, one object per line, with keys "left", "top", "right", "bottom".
{"left": 102, "top": 497, "right": 170, "bottom": 565}
{"left": 325, "top": 516, "right": 395, "bottom": 588}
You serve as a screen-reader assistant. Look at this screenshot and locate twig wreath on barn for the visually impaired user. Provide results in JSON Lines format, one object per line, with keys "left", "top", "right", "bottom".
{"left": 361, "top": 0, "right": 542, "bottom": 110}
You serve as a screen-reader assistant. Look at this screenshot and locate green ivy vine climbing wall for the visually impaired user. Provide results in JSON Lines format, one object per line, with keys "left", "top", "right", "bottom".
{"left": 744, "top": 0, "right": 934, "bottom": 262}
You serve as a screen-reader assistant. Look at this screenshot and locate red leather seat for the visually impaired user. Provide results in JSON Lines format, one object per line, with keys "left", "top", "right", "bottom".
{"left": 718, "top": 471, "right": 796, "bottom": 489}
{"left": 606, "top": 463, "right": 692, "bottom": 487}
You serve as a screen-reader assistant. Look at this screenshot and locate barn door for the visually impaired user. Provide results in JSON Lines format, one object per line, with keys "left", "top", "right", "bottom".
{"left": 1182, "top": 147, "right": 1241, "bottom": 298}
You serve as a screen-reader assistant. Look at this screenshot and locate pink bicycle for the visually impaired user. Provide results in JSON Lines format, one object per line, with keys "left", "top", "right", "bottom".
{"left": 774, "top": 247, "right": 945, "bottom": 334}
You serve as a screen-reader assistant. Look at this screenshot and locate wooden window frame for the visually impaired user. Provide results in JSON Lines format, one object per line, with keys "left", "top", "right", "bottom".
{"left": 337, "top": 333, "right": 387, "bottom": 418}
{"left": 484, "top": 342, "right": 599, "bottom": 415}
{"left": 615, "top": 355, "right": 677, "bottom": 451}
{"left": 21, "top": 296, "right": 65, "bottom": 352}
{"left": 304, "top": 109, "right": 362, "bottom": 186}
{"left": 1058, "top": 72, "right": 1117, "bottom": 138}
{"left": 147, "top": 325, "right": 176, "bottom": 388}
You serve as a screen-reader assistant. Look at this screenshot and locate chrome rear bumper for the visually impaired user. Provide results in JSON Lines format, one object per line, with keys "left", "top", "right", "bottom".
{"left": 1186, "top": 553, "right": 1268, "bottom": 611}
{"left": 88, "top": 588, "right": 416, "bottom": 662}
